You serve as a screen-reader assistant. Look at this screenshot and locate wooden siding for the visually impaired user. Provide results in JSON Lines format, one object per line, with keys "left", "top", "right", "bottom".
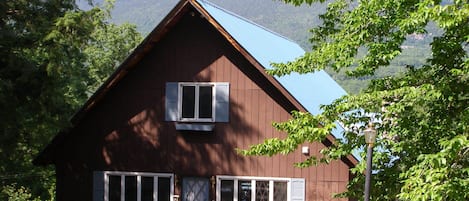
{"left": 53, "top": 8, "right": 350, "bottom": 201}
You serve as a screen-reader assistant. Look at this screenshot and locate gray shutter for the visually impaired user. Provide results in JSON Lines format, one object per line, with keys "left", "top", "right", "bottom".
{"left": 215, "top": 83, "right": 229, "bottom": 122}
{"left": 290, "top": 178, "right": 305, "bottom": 201}
{"left": 165, "top": 82, "right": 179, "bottom": 121}
{"left": 93, "top": 171, "right": 105, "bottom": 201}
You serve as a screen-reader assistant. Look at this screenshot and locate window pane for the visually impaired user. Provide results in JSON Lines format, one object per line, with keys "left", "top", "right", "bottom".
{"left": 198, "top": 86, "right": 213, "bottom": 118}
{"left": 220, "top": 180, "right": 234, "bottom": 201}
{"left": 273, "top": 182, "right": 287, "bottom": 201}
{"left": 109, "top": 175, "right": 121, "bottom": 201}
{"left": 142, "top": 177, "right": 154, "bottom": 201}
{"left": 238, "top": 180, "right": 251, "bottom": 201}
{"left": 125, "top": 176, "right": 137, "bottom": 201}
{"left": 158, "top": 177, "right": 171, "bottom": 201}
{"left": 182, "top": 177, "right": 210, "bottom": 201}
{"left": 255, "top": 181, "right": 269, "bottom": 201}
{"left": 182, "top": 86, "right": 195, "bottom": 118}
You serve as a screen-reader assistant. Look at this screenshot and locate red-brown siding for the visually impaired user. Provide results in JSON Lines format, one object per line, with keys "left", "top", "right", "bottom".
{"left": 52, "top": 7, "right": 351, "bottom": 201}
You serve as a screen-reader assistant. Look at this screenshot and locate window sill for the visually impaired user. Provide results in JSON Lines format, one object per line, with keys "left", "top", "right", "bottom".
{"left": 175, "top": 123, "right": 215, "bottom": 131}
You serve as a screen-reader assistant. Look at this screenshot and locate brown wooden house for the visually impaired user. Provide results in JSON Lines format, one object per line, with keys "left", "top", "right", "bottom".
{"left": 34, "top": 0, "right": 357, "bottom": 200}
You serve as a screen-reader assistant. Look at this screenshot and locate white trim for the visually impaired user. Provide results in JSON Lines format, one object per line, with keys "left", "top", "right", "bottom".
{"left": 101, "top": 171, "right": 174, "bottom": 201}
{"left": 137, "top": 176, "right": 142, "bottom": 201}
{"left": 217, "top": 175, "right": 291, "bottom": 181}
{"left": 178, "top": 82, "right": 216, "bottom": 122}
{"left": 216, "top": 178, "right": 221, "bottom": 201}
{"left": 120, "top": 175, "right": 124, "bottom": 201}
{"left": 251, "top": 180, "right": 256, "bottom": 201}
{"left": 170, "top": 176, "right": 175, "bottom": 201}
{"left": 215, "top": 175, "right": 302, "bottom": 201}
{"left": 103, "top": 171, "right": 174, "bottom": 177}
{"left": 269, "top": 180, "right": 274, "bottom": 201}
{"left": 233, "top": 180, "right": 238, "bottom": 201}
{"left": 154, "top": 178, "right": 158, "bottom": 201}
{"left": 104, "top": 174, "right": 109, "bottom": 201}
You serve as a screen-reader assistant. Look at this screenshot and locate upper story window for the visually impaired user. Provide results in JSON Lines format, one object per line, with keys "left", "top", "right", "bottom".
{"left": 180, "top": 83, "right": 214, "bottom": 121}
{"left": 165, "top": 82, "right": 229, "bottom": 123}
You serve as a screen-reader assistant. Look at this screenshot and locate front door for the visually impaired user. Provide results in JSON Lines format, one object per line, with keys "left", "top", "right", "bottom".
{"left": 182, "top": 177, "right": 210, "bottom": 201}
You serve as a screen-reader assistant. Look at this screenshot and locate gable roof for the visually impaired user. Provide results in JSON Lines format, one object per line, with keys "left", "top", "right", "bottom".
{"left": 197, "top": 1, "right": 347, "bottom": 115}
{"left": 194, "top": 0, "right": 355, "bottom": 165}
{"left": 34, "top": 0, "right": 356, "bottom": 166}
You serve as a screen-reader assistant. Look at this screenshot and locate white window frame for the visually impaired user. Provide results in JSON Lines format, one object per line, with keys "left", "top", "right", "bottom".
{"left": 178, "top": 82, "right": 216, "bottom": 122}
{"left": 102, "top": 171, "right": 174, "bottom": 201}
{"left": 215, "top": 175, "right": 296, "bottom": 201}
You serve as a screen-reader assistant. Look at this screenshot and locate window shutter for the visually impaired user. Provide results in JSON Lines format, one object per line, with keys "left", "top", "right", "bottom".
{"left": 93, "top": 171, "right": 105, "bottom": 201}
{"left": 290, "top": 178, "right": 305, "bottom": 201}
{"left": 165, "top": 82, "right": 179, "bottom": 121}
{"left": 215, "top": 83, "right": 229, "bottom": 122}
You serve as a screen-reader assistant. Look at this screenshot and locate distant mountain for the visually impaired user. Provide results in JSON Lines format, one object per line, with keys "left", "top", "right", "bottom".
{"left": 81, "top": 0, "right": 435, "bottom": 94}
{"left": 82, "top": 0, "right": 326, "bottom": 49}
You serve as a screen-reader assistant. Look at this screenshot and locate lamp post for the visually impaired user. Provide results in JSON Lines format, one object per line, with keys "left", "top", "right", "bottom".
{"left": 364, "top": 122, "right": 377, "bottom": 201}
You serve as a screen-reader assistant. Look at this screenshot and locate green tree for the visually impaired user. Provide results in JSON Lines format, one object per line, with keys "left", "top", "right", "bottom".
{"left": 0, "top": 0, "right": 142, "bottom": 200}
{"left": 242, "top": 0, "right": 468, "bottom": 200}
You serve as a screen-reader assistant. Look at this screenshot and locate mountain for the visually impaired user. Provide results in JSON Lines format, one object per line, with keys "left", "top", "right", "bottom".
{"left": 80, "top": 0, "right": 435, "bottom": 94}
{"left": 82, "top": 0, "right": 327, "bottom": 49}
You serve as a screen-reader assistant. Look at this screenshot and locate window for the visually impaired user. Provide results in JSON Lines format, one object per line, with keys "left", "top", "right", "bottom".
{"left": 216, "top": 176, "right": 305, "bottom": 201}
{"left": 182, "top": 177, "right": 210, "bottom": 201}
{"left": 165, "top": 82, "right": 229, "bottom": 123}
{"left": 180, "top": 83, "right": 214, "bottom": 121}
{"left": 93, "top": 171, "right": 174, "bottom": 201}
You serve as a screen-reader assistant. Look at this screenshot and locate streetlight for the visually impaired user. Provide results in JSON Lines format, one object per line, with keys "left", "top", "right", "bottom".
{"left": 364, "top": 122, "right": 376, "bottom": 201}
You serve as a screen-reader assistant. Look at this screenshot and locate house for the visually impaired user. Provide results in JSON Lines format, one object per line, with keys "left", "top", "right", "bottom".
{"left": 34, "top": 0, "right": 357, "bottom": 200}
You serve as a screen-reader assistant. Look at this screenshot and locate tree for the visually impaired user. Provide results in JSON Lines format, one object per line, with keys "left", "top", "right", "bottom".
{"left": 0, "top": 0, "right": 142, "bottom": 200}
{"left": 242, "top": 0, "right": 468, "bottom": 200}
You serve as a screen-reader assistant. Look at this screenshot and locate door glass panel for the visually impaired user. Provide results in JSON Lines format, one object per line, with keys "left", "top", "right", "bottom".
{"left": 273, "top": 182, "right": 287, "bottom": 201}
{"left": 182, "top": 177, "right": 209, "bottom": 201}
{"left": 220, "top": 180, "right": 234, "bottom": 201}
{"left": 255, "top": 181, "right": 269, "bottom": 201}
{"left": 198, "top": 86, "right": 213, "bottom": 118}
{"left": 142, "top": 176, "right": 154, "bottom": 201}
{"left": 109, "top": 175, "right": 121, "bottom": 201}
{"left": 238, "top": 180, "right": 251, "bottom": 201}
{"left": 182, "top": 86, "right": 195, "bottom": 118}
{"left": 125, "top": 176, "right": 137, "bottom": 201}
{"left": 158, "top": 177, "right": 171, "bottom": 201}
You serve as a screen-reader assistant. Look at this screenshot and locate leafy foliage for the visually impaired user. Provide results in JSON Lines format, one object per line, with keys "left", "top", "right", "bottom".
{"left": 0, "top": 0, "right": 142, "bottom": 199}
{"left": 242, "top": 0, "right": 468, "bottom": 200}
{"left": 399, "top": 135, "right": 469, "bottom": 200}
